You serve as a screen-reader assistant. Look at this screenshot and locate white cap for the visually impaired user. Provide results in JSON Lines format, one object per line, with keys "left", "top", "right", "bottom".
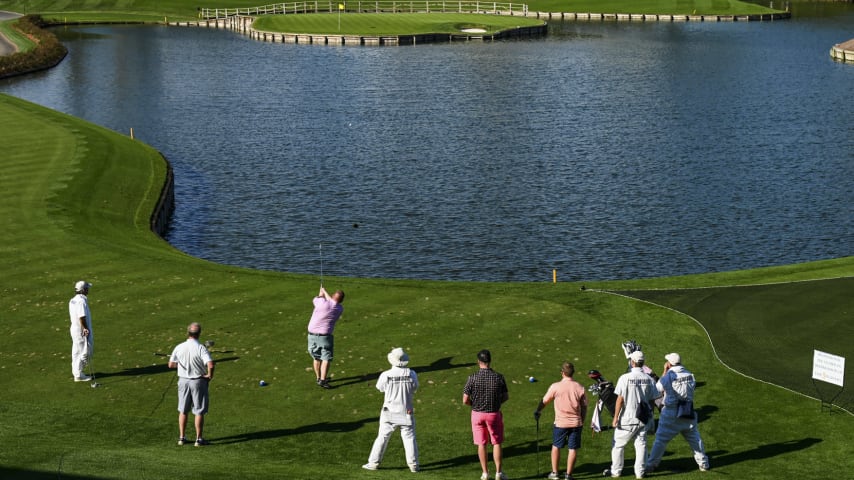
{"left": 665, "top": 353, "right": 681, "bottom": 365}
{"left": 629, "top": 350, "right": 645, "bottom": 364}
{"left": 75, "top": 280, "right": 92, "bottom": 293}
{"left": 387, "top": 347, "right": 410, "bottom": 367}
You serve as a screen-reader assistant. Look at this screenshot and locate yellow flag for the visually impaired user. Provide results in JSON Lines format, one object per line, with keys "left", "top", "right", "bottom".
{"left": 339, "top": 3, "right": 345, "bottom": 10}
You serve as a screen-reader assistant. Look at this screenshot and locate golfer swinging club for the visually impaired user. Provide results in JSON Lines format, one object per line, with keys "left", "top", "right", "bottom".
{"left": 306, "top": 286, "right": 345, "bottom": 389}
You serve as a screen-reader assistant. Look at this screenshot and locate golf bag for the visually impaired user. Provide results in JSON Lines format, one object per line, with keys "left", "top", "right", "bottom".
{"left": 622, "top": 339, "right": 665, "bottom": 415}
{"left": 588, "top": 340, "right": 663, "bottom": 432}
{"left": 587, "top": 370, "right": 617, "bottom": 432}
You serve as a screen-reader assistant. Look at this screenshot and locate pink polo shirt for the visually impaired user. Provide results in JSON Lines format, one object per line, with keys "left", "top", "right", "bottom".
{"left": 307, "top": 296, "right": 343, "bottom": 335}
{"left": 542, "top": 377, "right": 588, "bottom": 428}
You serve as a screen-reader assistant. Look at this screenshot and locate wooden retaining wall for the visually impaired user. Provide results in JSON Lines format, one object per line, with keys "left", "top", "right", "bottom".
{"left": 524, "top": 11, "right": 792, "bottom": 21}
{"left": 150, "top": 154, "right": 175, "bottom": 239}
{"left": 168, "top": 10, "right": 793, "bottom": 46}
{"left": 170, "top": 15, "right": 547, "bottom": 45}
{"left": 830, "top": 39, "right": 854, "bottom": 63}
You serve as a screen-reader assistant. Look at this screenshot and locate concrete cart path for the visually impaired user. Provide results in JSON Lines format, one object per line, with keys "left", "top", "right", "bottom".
{"left": 0, "top": 11, "right": 23, "bottom": 56}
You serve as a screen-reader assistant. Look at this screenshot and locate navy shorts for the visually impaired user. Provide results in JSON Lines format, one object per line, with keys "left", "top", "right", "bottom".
{"left": 552, "top": 425, "right": 582, "bottom": 449}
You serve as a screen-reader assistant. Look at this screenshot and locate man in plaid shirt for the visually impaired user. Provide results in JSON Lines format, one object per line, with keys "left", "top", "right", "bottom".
{"left": 463, "top": 349, "right": 510, "bottom": 480}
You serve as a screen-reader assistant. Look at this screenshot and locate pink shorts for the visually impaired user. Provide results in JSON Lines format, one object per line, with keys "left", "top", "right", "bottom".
{"left": 471, "top": 411, "right": 504, "bottom": 445}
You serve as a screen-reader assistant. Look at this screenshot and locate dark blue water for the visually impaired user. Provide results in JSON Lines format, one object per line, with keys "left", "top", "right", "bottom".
{"left": 2, "top": 4, "right": 852, "bottom": 281}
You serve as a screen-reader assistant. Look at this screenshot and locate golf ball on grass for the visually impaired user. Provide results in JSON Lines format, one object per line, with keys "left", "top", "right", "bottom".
{"left": 529, "top": 376, "right": 536, "bottom": 383}
{"left": 259, "top": 380, "right": 267, "bottom": 387}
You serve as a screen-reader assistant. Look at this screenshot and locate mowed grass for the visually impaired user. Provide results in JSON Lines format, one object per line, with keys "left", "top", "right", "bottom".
{"left": 614, "top": 277, "right": 854, "bottom": 413}
{"left": 1, "top": 92, "right": 852, "bottom": 479}
{"left": 0, "top": 0, "right": 782, "bottom": 25}
{"left": 253, "top": 13, "right": 544, "bottom": 35}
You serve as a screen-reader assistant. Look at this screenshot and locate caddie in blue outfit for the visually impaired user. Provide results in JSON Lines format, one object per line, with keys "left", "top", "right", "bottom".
{"left": 645, "top": 352, "right": 710, "bottom": 473}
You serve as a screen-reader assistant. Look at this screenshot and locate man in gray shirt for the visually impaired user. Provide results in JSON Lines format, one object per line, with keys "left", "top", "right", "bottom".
{"left": 169, "top": 322, "right": 215, "bottom": 446}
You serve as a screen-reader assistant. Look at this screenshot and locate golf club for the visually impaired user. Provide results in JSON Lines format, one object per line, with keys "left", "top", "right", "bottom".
{"left": 87, "top": 349, "right": 99, "bottom": 388}
{"left": 319, "top": 242, "right": 323, "bottom": 288}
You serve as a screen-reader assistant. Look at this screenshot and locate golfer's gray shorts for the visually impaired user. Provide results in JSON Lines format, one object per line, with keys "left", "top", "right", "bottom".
{"left": 177, "top": 377, "right": 209, "bottom": 415}
{"left": 308, "top": 333, "right": 334, "bottom": 361}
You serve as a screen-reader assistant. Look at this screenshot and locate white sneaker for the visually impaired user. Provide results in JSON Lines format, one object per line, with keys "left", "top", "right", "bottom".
{"left": 362, "top": 463, "right": 379, "bottom": 471}
{"left": 548, "top": 473, "right": 561, "bottom": 480}
{"left": 480, "top": 473, "right": 489, "bottom": 480}
{"left": 74, "top": 375, "right": 92, "bottom": 382}
{"left": 496, "top": 472, "right": 508, "bottom": 480}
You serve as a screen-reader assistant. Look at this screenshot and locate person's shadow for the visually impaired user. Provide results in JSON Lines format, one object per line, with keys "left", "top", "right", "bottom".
{"left": 702, "top": 437, "right": 822, "bottom": 470}
{"left": 331, "top": 356, "right": 476, "bottom": 388}
{"left": 92, "top": 356, "right": 240, "bottom": 381}
{"left": 213, "top": 417, "right": 376, "bottom": 444}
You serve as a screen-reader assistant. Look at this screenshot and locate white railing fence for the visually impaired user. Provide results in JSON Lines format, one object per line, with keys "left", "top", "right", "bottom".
{"left": 200, "top": 2, "right": 528, "bottom": 18}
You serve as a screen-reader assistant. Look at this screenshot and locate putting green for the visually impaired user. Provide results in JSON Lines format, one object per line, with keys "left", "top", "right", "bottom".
{"left": 612, "top": 277, "right": 854, "bottom": 413}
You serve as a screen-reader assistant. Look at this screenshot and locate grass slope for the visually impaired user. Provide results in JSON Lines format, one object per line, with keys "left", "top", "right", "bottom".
{"left": 1, "top": 92, "right": 852, "bottom": 480}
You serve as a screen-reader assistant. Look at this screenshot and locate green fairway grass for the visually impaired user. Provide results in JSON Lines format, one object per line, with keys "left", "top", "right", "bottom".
{"left": 1, "top": 92, "right": 852, "bottom": 479}
{"left": 0, "top": 0, "right": 782, "bottom": 25}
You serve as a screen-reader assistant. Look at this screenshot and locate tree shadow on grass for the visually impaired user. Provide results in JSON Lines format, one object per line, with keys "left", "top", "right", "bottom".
{"left": 0, "top": 466, "right": 108, "bottom": 480}
{"left": 331, "top": 356, "right": 476, "bottom": 389}
{"left": 213, "top": 417, "right": 377, "bottom": 444}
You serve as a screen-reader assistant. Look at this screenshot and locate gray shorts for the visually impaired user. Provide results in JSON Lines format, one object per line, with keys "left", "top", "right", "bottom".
{"left": 178, "top": 377, "right": 209, "bottom": 415}
{"left": 308, "top": 333, "right": 334, "bottom": 361}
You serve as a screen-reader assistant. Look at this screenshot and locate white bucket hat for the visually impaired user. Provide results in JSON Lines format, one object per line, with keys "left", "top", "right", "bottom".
{"left": 387, "top": 347, "right": 410, "bottom": 367}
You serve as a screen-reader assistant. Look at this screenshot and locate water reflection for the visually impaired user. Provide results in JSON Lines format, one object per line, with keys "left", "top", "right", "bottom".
{"left": 1, "top": 5, "right": 852, "bottom": 281}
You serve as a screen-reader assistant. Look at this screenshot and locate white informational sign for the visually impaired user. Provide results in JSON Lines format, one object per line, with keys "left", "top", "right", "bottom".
{"left": 812, "top": 350, "right": 845, "bottom": 387}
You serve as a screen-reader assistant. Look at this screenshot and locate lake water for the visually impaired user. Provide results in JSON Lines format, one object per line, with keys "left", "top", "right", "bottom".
{"left": 2, "top": 3, "right": 852, "bottom": 281}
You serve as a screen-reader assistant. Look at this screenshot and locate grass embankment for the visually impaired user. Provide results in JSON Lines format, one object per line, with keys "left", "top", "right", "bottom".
{"left": 0, "top": 0, "right": 783, "bottom": 25}
{"left": 1, "top": 92, "right": 852, "bottom": 479}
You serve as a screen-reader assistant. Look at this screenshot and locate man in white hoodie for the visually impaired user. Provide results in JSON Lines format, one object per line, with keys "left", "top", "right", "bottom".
{"left": 363, "top": 347, "right": 420, "bottom": 473}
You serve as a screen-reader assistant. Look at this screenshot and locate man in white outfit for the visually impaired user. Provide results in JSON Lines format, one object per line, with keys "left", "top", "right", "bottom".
{"left": 645, "top": 353, "right": 710, "bottom": 473}
{"left": 363, "top": 347, "right": 420, "bottom": 473}
{"left": 604, "top": 350, "right": 658, "bottom": 479}
{"left": 68, "top": 280, "right": 93, "bottom": 382}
